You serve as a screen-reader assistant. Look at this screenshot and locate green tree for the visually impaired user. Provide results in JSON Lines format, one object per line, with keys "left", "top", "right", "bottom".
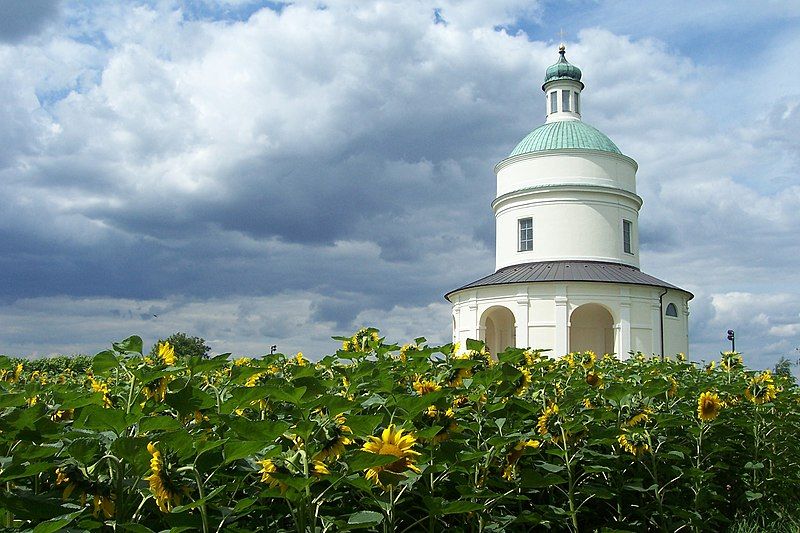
{"left": 150, "top": 332, "right": 211, "bottom": 359}
{"left": 773, "top": 355, "right": 794, "bottom": 379}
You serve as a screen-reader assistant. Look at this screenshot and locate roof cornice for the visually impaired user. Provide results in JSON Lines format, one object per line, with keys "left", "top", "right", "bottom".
{"left": 494, "top": 148, "right": 638, "bottom": 175}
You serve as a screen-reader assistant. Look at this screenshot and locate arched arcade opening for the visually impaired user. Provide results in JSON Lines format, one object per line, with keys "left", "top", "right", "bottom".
{"left": 569, "top": 303, "right": 614, "bottom": 356}
{"left": 480, "top": 306, "right": 516, "bottom": 356}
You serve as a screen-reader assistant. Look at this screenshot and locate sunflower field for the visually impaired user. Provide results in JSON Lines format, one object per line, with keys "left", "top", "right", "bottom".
{"left": 0, "top": 330, "right": 798, "bottom": 532}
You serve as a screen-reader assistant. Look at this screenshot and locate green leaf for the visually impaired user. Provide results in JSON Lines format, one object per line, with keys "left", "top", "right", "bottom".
{"left": 92, "top": 350, "right": 120, "bottom": 374}
{"left": 164, "top": 385, "right": 215, "bottom": 416}
{"left": 224, "top": 441, "right": 266, "bottom": 464}
{"left": 345, "top": 415, "right": 384, "bottom": 437}
{"left": 346, "top": 451, "right": 402, "bottom": 471}
{"left": 745, "top": 491, "right": 763, "bottom": 501}
{"left": 111, "top": 436, "right": 151, "bottom": 468}
{"left": 117, "top": 524, "right": 157, "bottom": 533}
{"left": 113, "top": 335, "right": 143, "bottom": 354}
{"left": 66, "top": 437, "right": 102, "bottom": 464}
{"left": 32, "top": 510, "right": 84, "bottom": 533}
{"left": 74, "top": 404, "right": 129, "bottom": 435}
{"left": 172, "top": 486, "right": 226, "bottom": 513}
{"left": 348, "top": 511, "right": 384, "bottom": 525}
{"left": 224, "top": 417, "right": 289, "bottom": 442}
{"left": 441, "top": 501, "right": 486, "bottom": 515}
{"left": 0, "top": 392, "right": 27, "bottom": 408}
{"left": 139, "top": 415, "right": 182, "bottom": 433}
{"left": 0, "top": 461, "right": 53, "bottom": 482}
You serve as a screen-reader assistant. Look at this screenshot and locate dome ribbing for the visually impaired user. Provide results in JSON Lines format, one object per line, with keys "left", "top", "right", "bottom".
{"left": 509, "top": 120, "right": 621, "bottom": 157}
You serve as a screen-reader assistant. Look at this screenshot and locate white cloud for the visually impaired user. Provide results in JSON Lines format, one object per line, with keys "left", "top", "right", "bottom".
{"left": 0, "top": 1, "right": 798, "bottom": 373}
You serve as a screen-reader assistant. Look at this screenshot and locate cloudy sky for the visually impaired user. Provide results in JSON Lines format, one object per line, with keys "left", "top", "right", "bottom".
{"left": 1, "top": 0, "right": 799, "bottom": 369}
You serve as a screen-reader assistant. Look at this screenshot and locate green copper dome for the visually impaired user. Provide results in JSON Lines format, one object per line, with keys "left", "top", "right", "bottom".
{"left": 544, "top": 47, "right": 582, "bottom": 85}
{"left": 509, "top": 120, "right": 621, "bottom": 157}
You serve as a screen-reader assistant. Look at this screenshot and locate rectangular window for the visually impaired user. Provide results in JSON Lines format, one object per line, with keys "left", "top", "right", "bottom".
{"left": 518, "top": 217, "right": 533, "bottom": 252}
{"left": 550, "top": 92, "right": 557, "bottom": 113}
{"left": 561, "top": 90, "right": 570, "bottom": 112}
{"left": 574, "top": 92, "right": 580, "bottom": 114}
{"left": 623, "top": 219, "right": 632, "bottom": 254}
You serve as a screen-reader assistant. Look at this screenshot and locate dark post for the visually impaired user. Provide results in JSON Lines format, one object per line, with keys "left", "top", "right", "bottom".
{"left": 726, "top": 329, "right": 735, "bottom": 352}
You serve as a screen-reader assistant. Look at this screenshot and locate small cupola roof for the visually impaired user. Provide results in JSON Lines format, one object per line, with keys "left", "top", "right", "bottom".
{"left": 543, "top": 45, "right": 583, "bottom": 88}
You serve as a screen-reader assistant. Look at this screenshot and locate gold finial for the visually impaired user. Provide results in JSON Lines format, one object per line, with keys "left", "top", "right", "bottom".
{"left": 558, "top": 28, "right": 566, "bottom": 54}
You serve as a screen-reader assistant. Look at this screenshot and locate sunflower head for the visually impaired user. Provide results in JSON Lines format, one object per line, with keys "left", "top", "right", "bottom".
{"left": 537, "top": 404, "right": 562, "bottom": 442}
{"left": 142, "top": 377, "right": 169, "bottom": 403}
{"left": 314, "top": 415, "right": 353, "bottom": 462}
{"left": 422, "top": 406, "right": 458, "bottom": 444}
{"left": 618, "top": 430, "right": 650, "bottom": 458}
{"left": 157, "top": 342, "right": 176, "bottom": 366}
{"left": 513, "top": 367, "right": 532, "bottom": 396}
{"left": 720, "top": 351, "right": 743, "bottom": 372}
{"left": 578, "top": 351, "right": 597, "bottom": 370}
{"left": 626, "top": 407, "right": 653, "bottom": 428}
{"left": 745, "top": 371, "right": 778, "bottom": 405}
{"left": 585, "top": 372, "right": 602, "bottom": 388}
{"left": 399, "top": 343, "right": 420, "bottom": 363}
{"left": 502, "top": 439, "right": 540, "bottom": 481}
{"left": 668, "top": 377, "right": 678, "bottom": 398}
{"left": 413, "top": 377, "right": 441, "bottom": 395}
{"left": 362, "top": 425, "right": 421, "bottom": 488}
{"left": 697, "top": 391, "right": 723, "bottom": 422}
{"left": 146, "top": 442, "right": 188, "bottom": 513}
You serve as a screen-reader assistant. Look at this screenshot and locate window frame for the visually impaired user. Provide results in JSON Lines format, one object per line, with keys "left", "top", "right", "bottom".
{"left": 549, "top": 91, "right": 557, "bottom": 114}
{"left": 622, "top": 219, "right": 633, "bottom": 255}
{"left": 561, "top": 89, "right": 570, "bottom": 112}
{"left": 574, "top": 91, "right": 580, "bottom": 114}
{"left": 665, "top": 303, "right": 679, "bottom": 318}
{"left": 518, "top": 217, "right": 533, "bottom": 252}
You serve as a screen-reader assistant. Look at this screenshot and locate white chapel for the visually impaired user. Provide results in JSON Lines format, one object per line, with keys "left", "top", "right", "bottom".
{"left": 447, "top": 46, "right": 692, "bottom": 358}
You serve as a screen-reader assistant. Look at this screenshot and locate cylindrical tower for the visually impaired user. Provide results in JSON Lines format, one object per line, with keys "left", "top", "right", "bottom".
{"left": 447, "top": 45, "right": 692, "bottom": 359}
{"left": 494, "top": 45, "right": 641, "bottom": 270}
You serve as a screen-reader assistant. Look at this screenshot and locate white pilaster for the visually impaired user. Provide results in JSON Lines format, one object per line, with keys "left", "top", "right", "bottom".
{"left": 554, "top": 294, "right": 569, "bottom": 356}
{"left": 618, "top": 301, "right": 631, "bottom": 358}
{"left": 515, "top": 291, "right": 530, "bottom": 348}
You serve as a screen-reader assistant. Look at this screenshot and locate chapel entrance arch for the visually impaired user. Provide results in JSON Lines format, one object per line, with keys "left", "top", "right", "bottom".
{"left": 480, "top": 306, "right": 516, "bottom": 356}
{"left": 569, "top": 303, "right": 614, "bottom": 356}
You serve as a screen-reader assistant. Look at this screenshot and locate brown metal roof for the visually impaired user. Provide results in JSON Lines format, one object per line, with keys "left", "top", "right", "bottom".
{"left": 445, "top": 260, "right": 692, "bottom": 301}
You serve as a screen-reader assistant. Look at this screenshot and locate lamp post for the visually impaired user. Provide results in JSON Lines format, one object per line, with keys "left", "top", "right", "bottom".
{"left": 726, "top": 329, "right": 735, "bottom": 352}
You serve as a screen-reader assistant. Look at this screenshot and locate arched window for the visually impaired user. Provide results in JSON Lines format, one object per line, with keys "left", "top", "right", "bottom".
{"left": 665, "top": 303, "right": 678, "bottom": 317}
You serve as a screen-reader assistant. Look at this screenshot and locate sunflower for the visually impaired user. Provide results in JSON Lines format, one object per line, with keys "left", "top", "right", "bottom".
{"left": 157, "top": 342, "right": 176, "bottom": 366}
{"left": 314, "top": 415, "right": 353, "bottom": 462}
{"left": 245, "top": 371, "right": 270, "bottom": 388}
{"left": 626, "top": 407, "right": 653, "bottom": 427}
{"left": 258, "top": 459, "right": 290, "bottom": 494}
{"left": 582, "top": 398, "right": 594, "bottom": 409}
{"left": 292, "top": 352, "right": 308, "bottom": 366}
{"left": 413, "top": 377, "right": 441, "bottom": 395}
{"left": 146, "top": 442, "right": 187, "bottom": 513}
{"left": 423, "top": 406, "right": 458, "bottom": 444}
{"left": 55, "top": 464, "right": 90, "bottom": 501}
{"left": 362, "top": 425, "right": 421, "bottom": 488}
{"left": 523, "top": 349, "right": 542, "bottom": 366}
{"left": 399, "top": 343, "right": 420, "bottom": 363}
{"left": 618, "top": 431, "right": 650, "bottom": 457}
{"left": 89, "top": 377, "right": 113, "bottom": 408}
{"left": 537, "top": 404, "right": 561, "bottom": 441}
{"left": 51, "top": 408, "right": 74, "bottom": 422}
{"left": 720, "top": 351, "right": 743, "bottom": 372}
{"left": 697, "top": 391, "right": 723, "bottom": 422}
{"left": 745, "top": 371, "right": 778, "bottom": 405}
{"left": 578, "top": 351, "right": 597, "bottom": 370}
{"left": 585, "top": 372, "right": 602, "bottom": 387}
{"left": 668, "top": 377, "right": 678, "bottom": 398}
{"left": 92, "top": 488, "right": 115, "bottom": 519}
{"left": 343, "top": 328, "right": 381, "bottom": 352}
{"left": 502, "top": 439, "right": 540, "bottom": 481}
{"left": 705, "top": 360, "right": 716, "bottom": 373}
{"left": 514, "top": 367, "right": 532, "bottom": 396}
{"left": 142, "top": 377, "right": 169, "bottom": 403}
{"left": 676, "top": 352, "right": 687, "bottom": 362}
